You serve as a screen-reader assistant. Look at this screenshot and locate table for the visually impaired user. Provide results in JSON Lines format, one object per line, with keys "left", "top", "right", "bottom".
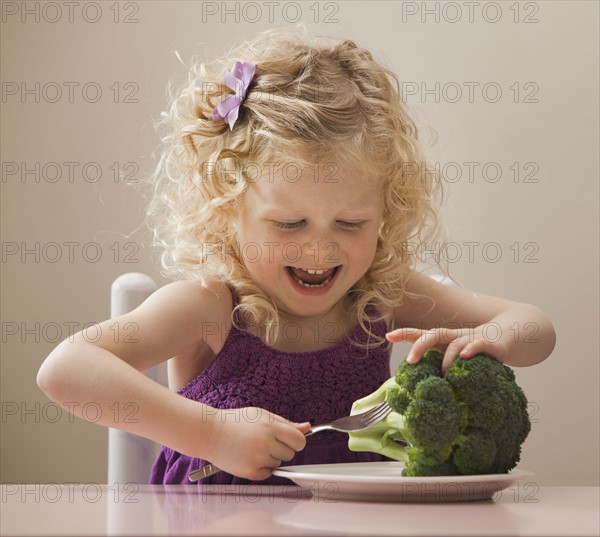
{"left": 1, "top": 484, "right": 598, "bottom": 536}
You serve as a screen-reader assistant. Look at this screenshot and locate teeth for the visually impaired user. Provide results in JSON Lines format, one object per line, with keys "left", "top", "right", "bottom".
{"left": 296, "top": 268, "right": 328, "bottom": 275}
{"left": 290, "top": 273, "right": 333, "bottom": 288}
{"left": 288, "top": 266, "right": 337, "bottom": 288}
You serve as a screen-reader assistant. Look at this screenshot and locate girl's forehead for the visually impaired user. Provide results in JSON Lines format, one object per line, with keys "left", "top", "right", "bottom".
{"left": 246, "top": 162, "right": 383, "bottom": 210}
{"left": 251, "top": 160, "right": 380, "bottom": 192}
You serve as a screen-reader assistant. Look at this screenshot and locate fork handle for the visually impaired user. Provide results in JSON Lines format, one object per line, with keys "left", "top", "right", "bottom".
{"left": 305, "top": 425, "right": 328, "bottom": 435}
{"left": 188, "top": 463, "right": 221, "bottom": 482}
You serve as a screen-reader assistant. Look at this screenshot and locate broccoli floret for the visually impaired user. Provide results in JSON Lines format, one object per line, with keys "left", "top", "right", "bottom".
{"left": 348, "top": 349, "right": 532, "bottom": 476}
{"left": 453, "top": 431, "right": 497, "bottom": 474}
{"left": 395, "top": 348, "right": 443, "bottom": 394}
{"left": 388, "top": 348, "right": 444, "bottom": 416}
{"left": 386, "top": 384, "right": 411, "bottom": 414}
{"left": 403, "top": 376, "right": 461, "bottom": 450}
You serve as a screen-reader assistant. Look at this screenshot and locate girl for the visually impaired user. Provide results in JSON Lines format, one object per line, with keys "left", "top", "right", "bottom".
{"left": 37, "top": 28, "right": 555, "bottom": 485}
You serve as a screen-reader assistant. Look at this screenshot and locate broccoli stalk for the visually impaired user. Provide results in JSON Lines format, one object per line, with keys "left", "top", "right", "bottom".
{"left": 348, "top": 378, "right": 409, "bottom": 462}
{"left": 348, "top": 349, "right": 531, "bottom": 476}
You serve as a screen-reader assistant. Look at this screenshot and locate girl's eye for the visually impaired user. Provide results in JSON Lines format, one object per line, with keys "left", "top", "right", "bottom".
{"left": 337, "top": 220, "right": 366, "bottom": 230}
{"left": 273, "top": 220, "right": 366, "bottom": 230}
{"left": 274, "top": 221, "right": 304, "bottom": 229}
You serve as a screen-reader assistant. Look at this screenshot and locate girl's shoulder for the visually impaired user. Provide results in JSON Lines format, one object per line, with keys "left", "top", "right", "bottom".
{"left": 152, "top": 278, "right": 234, "bottom": 311}
{"left": 144, "top": 278, "right": 235, "bottom": 354}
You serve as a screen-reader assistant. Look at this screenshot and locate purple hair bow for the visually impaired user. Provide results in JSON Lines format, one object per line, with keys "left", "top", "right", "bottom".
{"left": 211, "top": 60, "right": 256, "bottom": 130}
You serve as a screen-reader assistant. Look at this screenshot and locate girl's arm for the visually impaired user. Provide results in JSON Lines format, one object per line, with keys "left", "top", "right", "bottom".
{"left": 37, "top": 280, "right": 307, "bottom": 479}
{"left": 387, "top": 270, "right": 556, "bottom": 371}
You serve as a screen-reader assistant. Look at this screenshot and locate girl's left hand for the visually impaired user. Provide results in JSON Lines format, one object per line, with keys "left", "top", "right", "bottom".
{"left": 386, "top": 325, "right": 510, "bottom": 372}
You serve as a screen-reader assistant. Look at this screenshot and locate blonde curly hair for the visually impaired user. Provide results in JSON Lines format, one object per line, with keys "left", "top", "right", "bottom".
{"left": 147, "top": 27, "right": 445, "bottom": 348}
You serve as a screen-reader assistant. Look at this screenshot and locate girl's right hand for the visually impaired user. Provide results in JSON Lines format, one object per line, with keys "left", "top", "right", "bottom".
{"left": 203, "top": 407, "right": 311, "bottom": 481}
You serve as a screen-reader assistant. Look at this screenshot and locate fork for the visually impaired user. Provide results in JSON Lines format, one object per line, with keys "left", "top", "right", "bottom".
{"left": 188, "top": 401, "right": 393, "bottom": 482}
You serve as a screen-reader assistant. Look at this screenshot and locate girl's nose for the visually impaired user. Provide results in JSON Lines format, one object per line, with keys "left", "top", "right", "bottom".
{"left": 299, "top": 237, "right": 340, "bottom": 266}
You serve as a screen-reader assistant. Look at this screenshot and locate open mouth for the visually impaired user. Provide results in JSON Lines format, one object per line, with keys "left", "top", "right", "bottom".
{"left": 286, "top": 266, "right": 339, "bottom": 288}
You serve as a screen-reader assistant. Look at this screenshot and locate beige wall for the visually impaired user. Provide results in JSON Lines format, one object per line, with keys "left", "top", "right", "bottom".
{"left": 1, "top": 1, "right": 598, "bottom": 486}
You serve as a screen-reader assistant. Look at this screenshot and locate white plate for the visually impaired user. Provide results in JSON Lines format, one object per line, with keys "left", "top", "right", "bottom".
{"left": 273, "top": 462, "right": 535, "bottom": 502}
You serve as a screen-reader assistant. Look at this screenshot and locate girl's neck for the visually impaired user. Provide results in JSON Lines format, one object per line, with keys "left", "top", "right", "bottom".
{"left": 269, "top": 301, "right": 357, "bottom": 353}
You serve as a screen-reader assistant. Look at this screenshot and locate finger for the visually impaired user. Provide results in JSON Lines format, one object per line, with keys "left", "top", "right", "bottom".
{"left": 271, "top": 413, "right": 292, "bottom": 424}
{"left": 294, "top": 422, "right": 312, "bottom": 435}
{"left": 268, "top": 455, "right": 282, "bottom": 468}
{"left": 406, "top": 329, "right": 461, "bottom": 364}
{"left": 459, "top": 339, "right": 503, "bottom": 361}
{"left": 250, "top": 453, "right": 282, "bottom": 475}
{"left": 284, "top": 427, "right": 308, "bottom": 452}
{"left": 251, "top": 467, "right": 274, "bottom": 481}
{"left": 272, "top": 415, "right": 311, "bottom": 430}
{"left": 385, "top": 327, "right": 426, "bottom": 343}
{"left": 270, "top": 442, "right": 296, "bottom": 463}
{"left": 442, "top": 336, "right": 471, "bottom": 372}
{"left": 273, "top": 422, "right": 308, "bottom": 452}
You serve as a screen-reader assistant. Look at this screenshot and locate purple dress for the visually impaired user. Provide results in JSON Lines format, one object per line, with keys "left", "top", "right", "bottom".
{"left": 150, "top": 305, "right": 392, "bottom": 485}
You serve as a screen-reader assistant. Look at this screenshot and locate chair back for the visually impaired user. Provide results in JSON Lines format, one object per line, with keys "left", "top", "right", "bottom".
{"left": 108, "top": 273, "right": 167, "bottom": 485}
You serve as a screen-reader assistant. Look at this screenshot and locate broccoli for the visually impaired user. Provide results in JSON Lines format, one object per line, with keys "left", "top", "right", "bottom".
{"left": 348, "top": 349, "right": 531, "bottom": 476}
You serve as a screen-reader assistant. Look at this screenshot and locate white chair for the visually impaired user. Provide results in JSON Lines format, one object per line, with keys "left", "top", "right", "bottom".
{"left": 108, "top": 273, "right": 167, "bottom": 485}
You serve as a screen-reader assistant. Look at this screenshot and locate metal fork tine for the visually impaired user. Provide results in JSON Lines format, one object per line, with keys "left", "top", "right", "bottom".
{"left": 363, "top": 402, "right": 392, "bottom": 426}
{"left": 361, "top": 401, "right": 388, "bottom": 420}
{"left": 353, "top": 402, "right": 389, "bottom": 428}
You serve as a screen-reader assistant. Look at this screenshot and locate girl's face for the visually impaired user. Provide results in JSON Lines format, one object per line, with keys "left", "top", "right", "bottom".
{"left": 235, "top": 160, "right": 384, "bottom": 321}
